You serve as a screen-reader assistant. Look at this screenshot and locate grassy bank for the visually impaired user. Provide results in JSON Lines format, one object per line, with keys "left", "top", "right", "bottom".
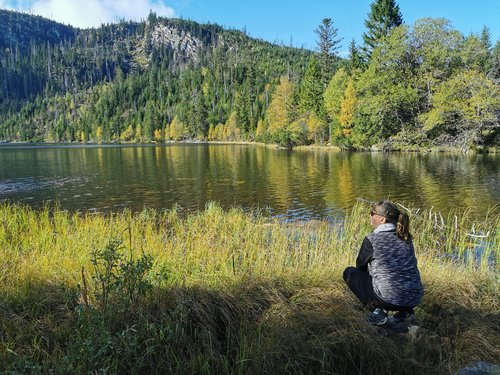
{"left": 0, "top": 202, "right": 498, "bottom": 374}
{"left": 293, "top": 143, "right": 500, "bottom": 154}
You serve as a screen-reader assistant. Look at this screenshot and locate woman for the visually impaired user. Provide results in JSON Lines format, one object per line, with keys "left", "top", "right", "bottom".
{"left": 343, "top": 200, "right": 424, "bottom": 326}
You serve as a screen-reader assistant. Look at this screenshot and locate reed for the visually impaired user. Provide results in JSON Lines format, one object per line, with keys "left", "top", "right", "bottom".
{"left": 0, "top": 202, "right": 498, "bottom": 374}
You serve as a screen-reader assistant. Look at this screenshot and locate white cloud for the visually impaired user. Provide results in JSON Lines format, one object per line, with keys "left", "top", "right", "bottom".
{"left": 15, "top": 0, "right": 175, "bottom": 28}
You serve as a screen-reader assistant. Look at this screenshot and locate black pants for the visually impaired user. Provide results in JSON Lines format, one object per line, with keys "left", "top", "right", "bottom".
{"left": 343, "top": 267, "right": 414, "bottom": 311}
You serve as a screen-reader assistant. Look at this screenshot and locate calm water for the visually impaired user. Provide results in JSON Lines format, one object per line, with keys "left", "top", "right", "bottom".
{"left": 0, "top": 143, "right": 499, "bottom": 220}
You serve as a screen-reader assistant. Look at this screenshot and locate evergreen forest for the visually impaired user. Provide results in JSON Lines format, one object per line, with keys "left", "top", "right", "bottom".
{"left": 0, "top": 0, "right": 499, "bottom": 150}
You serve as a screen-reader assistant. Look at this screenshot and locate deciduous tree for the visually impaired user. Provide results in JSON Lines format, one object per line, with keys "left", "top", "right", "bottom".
{"left": 339, "top": 78, "right": 357, "bottom": 138}
{"left": 421, "top": 70, "right": 499, "bottom": 147}
{"left": 265, "top": 76, "right": 294, "bottom": 133}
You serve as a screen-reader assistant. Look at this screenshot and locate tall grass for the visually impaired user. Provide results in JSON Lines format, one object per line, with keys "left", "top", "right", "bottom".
{"left": 0, "top": 202, "right": 498, "bottom": 374}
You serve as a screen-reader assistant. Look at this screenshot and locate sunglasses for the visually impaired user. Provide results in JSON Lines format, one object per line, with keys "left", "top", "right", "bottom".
{"left": 370, "top": 210, "right": 379, "bottom": 217}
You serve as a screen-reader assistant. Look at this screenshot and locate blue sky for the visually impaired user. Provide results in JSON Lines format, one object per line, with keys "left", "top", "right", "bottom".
{"left": 2, "top": 0, "right": 499, "bottom": 53}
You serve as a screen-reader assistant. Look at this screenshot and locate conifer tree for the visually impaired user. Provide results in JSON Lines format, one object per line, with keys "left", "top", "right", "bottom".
{"left": 234, "top": 84, "right": 251, "bottom": 133}
{"left": 480, "top": 25, "right": 492, "bottom": 51}
{"left": 143, "top": 100, "right": 155, "bottom": 141}
{"left": 193, "top": 90, "right": 208, "bottom": 138}
{"left": 299, "top": 58, "right": 324, "bottom": 116}
{"left": 286, "top": 84, "right": 301, "bottom": 124}
{"left": 314, "top": 18, "right": 343, "bottom": 86}
{"left": 362, "top": 0, "right": 403, "bottom": 57}
{"left": 348, "top": 39, "right": 363, "bottom": 73}
{"left": 491, "top": 41, "right": 500, "bottom": 79}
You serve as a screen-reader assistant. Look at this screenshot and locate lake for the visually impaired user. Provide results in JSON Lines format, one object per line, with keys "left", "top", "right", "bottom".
{"left": 0, "top": 143, "right": 499, "bottom": 221}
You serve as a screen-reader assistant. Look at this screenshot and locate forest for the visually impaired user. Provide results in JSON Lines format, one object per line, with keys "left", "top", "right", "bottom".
{"left": 0, "top": 0, "right": 499, "bottom": 150}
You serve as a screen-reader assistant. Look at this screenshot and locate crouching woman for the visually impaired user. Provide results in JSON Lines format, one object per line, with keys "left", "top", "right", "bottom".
{"left": 343, "top": 200, "right": 424, "bottom": 325}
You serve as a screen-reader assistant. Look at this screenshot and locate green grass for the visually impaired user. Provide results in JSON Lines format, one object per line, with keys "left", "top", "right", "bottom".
{"left": 0, "top": 202, "right": 498, "bottom": 374}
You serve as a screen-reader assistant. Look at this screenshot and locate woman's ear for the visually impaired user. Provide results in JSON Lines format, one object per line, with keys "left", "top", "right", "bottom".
{"left": 380, "top": 216, "right": 387, "bottom": 224}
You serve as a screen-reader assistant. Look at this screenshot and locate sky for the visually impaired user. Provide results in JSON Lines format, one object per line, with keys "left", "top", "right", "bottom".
{"left": 1, "top": 0, "right": 499, "bottom": 54}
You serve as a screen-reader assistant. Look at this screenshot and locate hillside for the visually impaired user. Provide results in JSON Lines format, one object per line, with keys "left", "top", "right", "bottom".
{"left": 0, "top": 10, "right": 311, "bottom": 142}
{"left": 0, "top": 9, "right": 76, "bottom": 52}
{"left": 0, "top": 9, "right": 498, "bottom": 149}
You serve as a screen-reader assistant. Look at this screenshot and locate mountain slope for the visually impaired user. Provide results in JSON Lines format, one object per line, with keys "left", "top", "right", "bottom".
{"left": 0, "top": 9, "right": 76, "bottom": 51}
{"left": 0, "top": 10, "right": 311, "bottom": 142}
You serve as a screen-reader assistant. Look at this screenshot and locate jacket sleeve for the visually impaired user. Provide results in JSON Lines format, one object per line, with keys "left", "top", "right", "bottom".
{"left": 356, "top": 237, "right": 373, "bottom": 271}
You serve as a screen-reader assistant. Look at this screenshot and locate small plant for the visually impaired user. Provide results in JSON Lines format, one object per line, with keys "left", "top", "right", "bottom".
{"left": 85, "top": 238, "right": 154, "bottom": 314}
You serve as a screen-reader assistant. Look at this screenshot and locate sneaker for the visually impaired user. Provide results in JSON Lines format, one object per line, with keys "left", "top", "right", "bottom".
{"left": 367, "top": 308, "right": 388, "bottom": 325}
{"left": 385, "top": 318, "right": 410, "bottom": 333}
{"left": 393, "top": 309, "right": 416, "bottom": 323}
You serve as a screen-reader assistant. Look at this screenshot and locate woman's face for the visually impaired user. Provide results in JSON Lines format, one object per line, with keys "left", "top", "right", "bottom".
{"left": 370, "top": 209, "right": 386, "bottom": 228}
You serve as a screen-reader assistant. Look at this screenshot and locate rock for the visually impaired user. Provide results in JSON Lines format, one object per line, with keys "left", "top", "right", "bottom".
{"left": 150, "top": 23, "right": 202, "bottom": 63}
{"left": 454, "top": 361, "right": 500, "bottom": 375}
{"left": 406, "top": 324, "right": 441, "bottom": 344}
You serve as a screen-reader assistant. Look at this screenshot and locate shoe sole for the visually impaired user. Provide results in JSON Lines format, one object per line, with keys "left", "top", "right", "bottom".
{"left": 368, "top": 316, "right": 388, "bottom": 325}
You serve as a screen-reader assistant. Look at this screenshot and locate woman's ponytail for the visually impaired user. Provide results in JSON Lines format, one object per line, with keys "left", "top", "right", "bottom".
{"left": 373, "top": 200, "right": 412, "bottom": 241}
{"left": 397, "top": 212, "right": 411, "bottom": 241}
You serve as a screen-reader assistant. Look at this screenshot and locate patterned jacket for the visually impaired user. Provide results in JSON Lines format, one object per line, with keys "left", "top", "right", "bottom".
{"left": 356, "top": 224, "right": 424, "bottom": 307}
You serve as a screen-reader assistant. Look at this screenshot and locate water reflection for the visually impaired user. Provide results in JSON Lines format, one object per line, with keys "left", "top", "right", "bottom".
{"left": 0, "top": 144, "right": 498, "bottom": 220}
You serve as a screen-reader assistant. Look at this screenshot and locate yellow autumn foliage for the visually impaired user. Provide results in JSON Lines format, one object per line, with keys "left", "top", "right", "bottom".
{"left": 339, "top": 78, "right": 357, "bottom": 137}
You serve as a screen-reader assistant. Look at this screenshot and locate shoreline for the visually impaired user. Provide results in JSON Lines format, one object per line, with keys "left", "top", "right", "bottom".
{"left": 1, "top": 139, "right": 499, "bottom": 153}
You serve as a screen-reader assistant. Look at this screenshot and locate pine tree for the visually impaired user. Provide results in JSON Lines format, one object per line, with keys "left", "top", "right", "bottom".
{"left": 299, "top": 58, "right": 324, "bottom": 116}
{"left": 348, "top": 39, "right": 363, "bottom": 73}
{"left": 234, "top": 84, "right": 251, "bottom": 133}
{"left": 193, "top": 90, "right": 208, "bottom": 138}
{"left": 142, "top": 100, "right": 155, "bottom": 141}
{"left": 480, "top": 25, "right": 492, "bottom": 51}
{"left": 286, "top": 84, "right": 301, "bottom": 124}
{"left": 362, "top": 0, "right": 403, "bottom": 57}
{"left": 314, "top": 18, "right": 343, "bottom": 86}
{"left": 491, "top": 41, "right": 500, "bottom": 79}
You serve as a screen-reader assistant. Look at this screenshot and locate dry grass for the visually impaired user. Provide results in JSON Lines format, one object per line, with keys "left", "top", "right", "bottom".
{"left": 0, "top": 202, "right": 498, "bottom": 374}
